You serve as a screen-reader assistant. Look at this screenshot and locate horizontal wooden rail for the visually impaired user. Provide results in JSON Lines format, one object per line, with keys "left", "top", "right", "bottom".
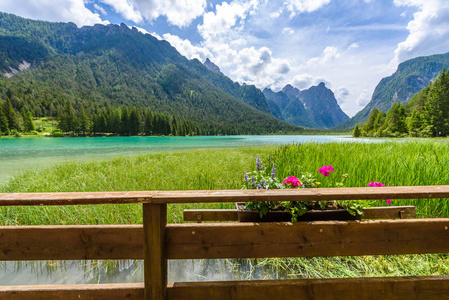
{"left": 1, "top": 218, "right": 449, "bottom": 261}
{"left": 167, "top": 219, "right": 449, "bottom": 259}
{"left": 2, "top": 276, "right": 449, "bottom": 300}
{"left": 183, "top": 206, "right": 417, "bottom": 222}
{"left": 1, "top": 185, "right": 449, "bottom": 205}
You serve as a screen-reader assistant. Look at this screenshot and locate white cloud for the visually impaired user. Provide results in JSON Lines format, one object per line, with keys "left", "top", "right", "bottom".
{"left": 290, "top": 74, "right": 330, "bottom": 90}
{"left": 356, "top": 88, "right": 371, "bottom": 106}
{"left": 94, "top": 4, "right": 107, "bottom": 15}
{"left": 305, "top": 46, "right": 341, "bottom": 66}
{"left": 334, "top": 86, "right": 350, "bottom": 105}
{"left": 102, "top": 0, "right": 206, "bottom": 27}
{"left": 393, "top": 0, "right": 449, "bottom": 63}
{"left": 102, "top": 0, "right": 142, "bottom": 23}
{"left": 0, "top": 0, "right": 108, "bottom": 27}
{"left": 282, "top": 27, "right": 295, "bottom": 35}
{"left": 283, "top": 0, "right": 331, "bottom": 17}
{"left": 198, "top": 1, "right": 258, "bottom": 40}
{"left": 162, "top": 33, "right": 212, "bottom": 62}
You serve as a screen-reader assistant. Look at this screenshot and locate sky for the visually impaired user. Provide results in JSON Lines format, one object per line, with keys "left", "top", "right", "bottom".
{"left": 2, "top": 1, "right": 449, "bottom": 117}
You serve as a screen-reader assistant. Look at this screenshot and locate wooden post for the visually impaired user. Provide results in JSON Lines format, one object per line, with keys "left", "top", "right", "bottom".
{"left": 143, "top": 203, "right": 167, "bottom": 300}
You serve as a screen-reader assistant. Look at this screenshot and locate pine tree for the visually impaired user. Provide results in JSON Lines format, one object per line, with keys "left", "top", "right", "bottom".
{"left": 352, "top": 124, "right": 361, "bottom": 137}
{"left": 3, "top": 98, "right": 18, "bottom": 131}
{"left": 21, "top": 106, "right": 35, "bottom": 132}
{"left": 0, "top": 103, "right": 9, "bottom": 134}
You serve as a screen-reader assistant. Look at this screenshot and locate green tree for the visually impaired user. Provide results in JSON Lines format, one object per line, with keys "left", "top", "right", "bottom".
{"left": 3, "top": 98, "right": 18, "bottom": 131}
{"left": 58, "top": 101, "right": 78, "bottom": 132}
{"left": 352, "top": 124, "right": 361, "bottom": 137}
{"left": 21, "top": 106, "right": 35, "bottom": 132}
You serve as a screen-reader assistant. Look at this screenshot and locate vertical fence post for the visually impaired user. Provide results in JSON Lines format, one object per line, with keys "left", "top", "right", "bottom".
{"left": 143, "top": 203, "right": 167, "bottom": 300}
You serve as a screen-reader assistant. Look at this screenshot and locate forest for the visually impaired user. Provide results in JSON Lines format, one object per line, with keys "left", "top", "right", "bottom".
{"left": 353, "top": 68, "right": 449, "bottom": 138}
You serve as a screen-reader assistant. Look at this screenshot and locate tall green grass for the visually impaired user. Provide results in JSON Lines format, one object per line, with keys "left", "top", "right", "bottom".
{"left": 0, "top": 147, "right": 275, "bottom": 225}
{"left": 270, "top": 141, "right": 449, "bottom": 217}
{"left": 2, "top": 141, "right": 449, "bottom": 279}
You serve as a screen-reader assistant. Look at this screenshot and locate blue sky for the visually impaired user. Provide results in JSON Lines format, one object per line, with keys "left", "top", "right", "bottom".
{"left": 2, "top": 0, "right": 449, "bottom": 117}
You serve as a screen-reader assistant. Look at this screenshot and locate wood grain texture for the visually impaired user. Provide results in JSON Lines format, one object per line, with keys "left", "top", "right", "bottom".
{"left": 182, "top": 206, "right": 416, "bottom": 222}
{"left": 166, "top": 218, "right": 449, "bottom": 259}
{"left": 0, "top": 225, "right": 143, "bottom": 260}
{"left": 0, "top": 283, "right": 143, "bottom": 300}
{"left": 3, "top": 276, "right": 449, "bottom": 300}
{"left": 167, "top": 276, "right": 449, "bottom": 300}
{"left": 143, "top": 204, "right": 167, "bottom": 300}
{"left": 1, "top": 185, "right": 449, "bottom": 205}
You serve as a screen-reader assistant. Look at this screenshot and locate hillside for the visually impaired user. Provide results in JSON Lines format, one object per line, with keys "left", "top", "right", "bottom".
{"left": 0, "top": 12, "right": 301, "bottom": 135}
{"left": 337, "top": 52, "right": 449, "bottom": 129}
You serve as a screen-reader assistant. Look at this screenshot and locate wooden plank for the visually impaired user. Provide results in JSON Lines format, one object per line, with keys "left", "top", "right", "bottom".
{"left": 143, "top": 203, "right": 167, "bottom": 300}
{"left": 0, "top": 225, "right": 143, "bottom": 261}
{"left": 1, "top": 276, "right": 448, "bottom": 300}
{"left": 363, "top": 206, "right": 416, "bottom": 219}
{"left": 166, "top": 218, "right": 449, "bottom": 259}
{"left": 0, "top": 283, "right": 144, "bottom": 300}
{"left": 183, "top": 209, "right": 239, "bottom": 222}
{"left": 182, "top": 206, "right": 416, "bottom": 222}
{"left": 1, "top": 185, "right": 449, "bottom": 206}
{"left": 166, "top": 276, "right": 449, "bottom": 300}
{"left": 152, "top": 186, "right": 449, "bottom": 204}
{"left": 0, "top": 191, "right": 156, "bottom": 206}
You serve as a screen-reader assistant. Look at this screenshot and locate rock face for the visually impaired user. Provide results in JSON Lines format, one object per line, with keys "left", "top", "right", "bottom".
{"left": 264, "top": 83, "right": 349, "bottom": 128}
{"left": 336, "top": 51, "right": 449, "bottom": 129}
{"left": 204, "top": 58, "right": 223, "bottom": 75}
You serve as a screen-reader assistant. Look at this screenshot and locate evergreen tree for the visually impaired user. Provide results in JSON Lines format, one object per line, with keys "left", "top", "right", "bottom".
{"left": 128, "top": 108, "right": 142, "bottom": 135}
{"left": 0, "top": 103, "right": 9, "bottom": 134}
{"left": 3, "top": 98, "right": 18, "bottom": 131}
{"left": 78, "top": 108, "right": 91, "bottom": 134}
{"left": 352, "top": 124, "right": 361, "bottom": 137}
{"left": 21, "top": 106, "right": 35, "bottom": 132}
{"left": 58, "top": 101, "right": 78, "bottom": 132}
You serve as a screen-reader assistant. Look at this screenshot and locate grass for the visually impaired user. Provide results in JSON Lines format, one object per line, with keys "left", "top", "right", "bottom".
{"left": 2, "top": 140, "right": 449, "bottom": 280}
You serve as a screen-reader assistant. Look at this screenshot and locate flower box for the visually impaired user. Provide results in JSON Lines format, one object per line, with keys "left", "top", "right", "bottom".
{"left": 236, "top": 202, "right": 362, "bottom": 222}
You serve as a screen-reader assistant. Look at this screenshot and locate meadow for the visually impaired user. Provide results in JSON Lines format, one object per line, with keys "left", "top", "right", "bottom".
{"left": 1, "top": 140, "right": 449, "bottom": 279}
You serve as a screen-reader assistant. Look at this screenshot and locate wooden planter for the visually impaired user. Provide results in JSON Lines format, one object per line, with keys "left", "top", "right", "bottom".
{"left": 236, "top": 202, "right": 362, "bottom": 222}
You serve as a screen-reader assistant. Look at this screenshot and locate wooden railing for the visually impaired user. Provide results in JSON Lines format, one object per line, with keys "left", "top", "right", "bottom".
{"left": 0, "top": 186, "right": 449, "bottom": 299}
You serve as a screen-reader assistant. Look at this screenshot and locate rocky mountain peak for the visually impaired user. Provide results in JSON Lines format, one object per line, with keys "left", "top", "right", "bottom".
{"left": 204, "top": 58, "right": 223, "bottom": 75}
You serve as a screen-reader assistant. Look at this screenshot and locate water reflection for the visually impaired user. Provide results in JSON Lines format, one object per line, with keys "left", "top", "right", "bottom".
{"left": 0, "top": 259, "right": 286, "bottom": 285}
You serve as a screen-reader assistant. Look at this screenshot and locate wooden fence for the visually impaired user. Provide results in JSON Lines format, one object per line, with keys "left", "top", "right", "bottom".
{"left": 0, "top": 186, "right": 449, "bottom": 299}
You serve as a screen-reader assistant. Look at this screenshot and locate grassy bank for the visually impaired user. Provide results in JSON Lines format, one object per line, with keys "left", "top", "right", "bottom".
{"left": 1, "top": 141, "right": 449, "bottom": 279}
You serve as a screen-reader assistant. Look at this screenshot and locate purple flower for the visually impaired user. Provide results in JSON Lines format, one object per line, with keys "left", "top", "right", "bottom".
{"left": 271, "top": 164, "right": 276, "bottom": 178}
{"left": 256, "top": 155, "right": 261, "bottom": 171}
{"left": 244, "top": 172, "right": 248, "bottom": 181}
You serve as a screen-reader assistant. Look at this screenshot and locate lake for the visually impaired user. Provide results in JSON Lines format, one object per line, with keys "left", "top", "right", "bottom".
{"left": 0, "top": 135, "right": 361, "bottom": 184}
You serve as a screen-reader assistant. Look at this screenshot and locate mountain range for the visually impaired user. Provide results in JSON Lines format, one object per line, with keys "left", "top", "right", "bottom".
{"left": 0, "top": 12, "right": 352, "bottom": 134}
{"left": 336, "top": 51, "right": 449, "bottom": 129}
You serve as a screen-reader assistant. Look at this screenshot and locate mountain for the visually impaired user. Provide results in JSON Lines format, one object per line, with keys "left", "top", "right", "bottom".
{"left": 263, "top": 83, "right": 349, "bottom": 128}
{"left": 203, "top": 58, "right": 223, "bottom": 75}
{"left": 336, "top": 51, "right": 449, "bottom": 129}
{"left": 0, "top": 12, "right": 301, "bottom": 135}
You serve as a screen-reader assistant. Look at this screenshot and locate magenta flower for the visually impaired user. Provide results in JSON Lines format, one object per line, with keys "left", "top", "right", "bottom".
{"left": 367, "top": 181, "right": 391, "bottom": 204}
{"left": 318, "top": 165, "right": 334, "bottom": 176}
{"left": 282, "top": 176, "right": 302, "bottom": 187}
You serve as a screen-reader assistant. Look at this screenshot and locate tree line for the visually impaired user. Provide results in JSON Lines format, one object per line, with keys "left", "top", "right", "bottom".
{"left": 353, "top": 68, "right": 449, "bottom": 138}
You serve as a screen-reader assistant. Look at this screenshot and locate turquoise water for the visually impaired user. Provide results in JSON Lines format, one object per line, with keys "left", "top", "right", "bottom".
{"left": 0, "top": 135, "right": 358, "bottom": 183}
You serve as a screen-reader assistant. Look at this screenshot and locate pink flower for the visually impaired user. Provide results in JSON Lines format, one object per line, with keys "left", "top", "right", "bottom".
{"left": 367, "top": 181, "right": 391, "bottom": 205}
{"left": 282, "top": 176, "right": 302, "bottom": 187}
{"left": 318, "top": 165, "right": 334, "bottom": 176}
